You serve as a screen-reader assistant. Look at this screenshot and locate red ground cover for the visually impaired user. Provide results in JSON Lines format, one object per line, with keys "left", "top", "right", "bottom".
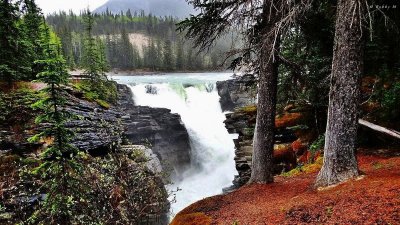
{"left": 171, "top": 153, "right": 400, "bottom": 225}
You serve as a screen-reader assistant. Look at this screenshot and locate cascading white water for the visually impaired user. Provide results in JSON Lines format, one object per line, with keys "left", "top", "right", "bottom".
{"left": 112, "top": 73, "right": 237, "bottom": 217}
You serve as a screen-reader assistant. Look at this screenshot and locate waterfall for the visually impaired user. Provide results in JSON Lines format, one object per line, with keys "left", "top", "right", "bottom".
{"left": 122, "top": 73, "right": 237, "bottom": 217}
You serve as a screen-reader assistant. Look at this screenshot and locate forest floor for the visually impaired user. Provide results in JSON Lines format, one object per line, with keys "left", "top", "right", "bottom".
{"left": 171, "top": 148, "right": 400, "bottom": 225}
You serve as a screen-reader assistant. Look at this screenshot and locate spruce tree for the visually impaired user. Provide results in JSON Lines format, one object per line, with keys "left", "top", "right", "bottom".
{"left": 22, "top": 0, "right": 45, "bottom": 79}
{"left": 175, "top": 39, "right": 184, "bottom": 70}
{"left": 120, "top": 28, "right": 135, "bottom": 69}
{"left": 163, "top": 40, "right": 174, "bottom": 71}
{"left": 0, "top": 0, "right": 30, "bottom": 83}
{"left": 28, "top": 25, "right": 88, "bottom": 224}
{"left": 96, "top": 37, "right": 110, "bottom": 72}
{"left": 315, "top": 0, "right": 364, "bottom": 187}
{"left": 82, "top": 9, "right": 106, "bottom": 82}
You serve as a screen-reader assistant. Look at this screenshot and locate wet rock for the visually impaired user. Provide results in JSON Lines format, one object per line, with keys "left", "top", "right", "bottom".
{"left": 120, "top": 145, "right": 163, "bottom": 174}
{"left": 0, "top": 91, "right": 123, "bottom": 155}
{"left": 0, "top": 84, "right": 173, "bottom": 225}
{"left": 117, "top": 84, "right": 191, "bottom": 178}
{"left": 224, "top": 107, "right": 298, "bottom": 188}
{"left": 216, "top": 74, "right": 257, "bottom": 112}
{"left": 145, "top": 85, "right": 158, "bottom": 94}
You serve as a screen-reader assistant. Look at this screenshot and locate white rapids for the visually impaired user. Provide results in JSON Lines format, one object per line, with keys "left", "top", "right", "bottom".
{"left": 112, "top": 72, "right": 238, "bottom": 218}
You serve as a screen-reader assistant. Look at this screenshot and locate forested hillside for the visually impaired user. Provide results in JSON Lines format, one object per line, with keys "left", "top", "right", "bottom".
{"left": 46, "top": 11, "right": 232, "bottom": 72}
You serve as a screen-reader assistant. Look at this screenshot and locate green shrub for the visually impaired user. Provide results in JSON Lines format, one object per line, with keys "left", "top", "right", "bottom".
{"left": 382, "top": 81, "right": 400, "bottom": 120}
{"left": 74, "top": 80, "right": 118, "bottom": 106}
{"left": 309, "top": 134, "right": 325, "bottom": 162}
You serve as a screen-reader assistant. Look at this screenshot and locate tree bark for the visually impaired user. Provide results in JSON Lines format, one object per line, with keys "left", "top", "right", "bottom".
{"left": 249, "top": 1, "right": 280, "bottom": 184}
{"left": 315, "top": 0, "right": 364, "bottom": 187}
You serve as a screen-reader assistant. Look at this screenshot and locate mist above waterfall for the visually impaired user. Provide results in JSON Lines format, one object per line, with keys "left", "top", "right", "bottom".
{"left": 112, "top": 73, "right": 237, "bottom": 216}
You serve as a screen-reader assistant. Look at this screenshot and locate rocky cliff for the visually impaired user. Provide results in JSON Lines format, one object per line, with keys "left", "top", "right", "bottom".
{"left": 0, "top": 88, "right": 123, "bottom": 155}
{"left": 216, "top": 74, "right": 257, "bottom": 112}
{"left": 0, "top": 84, "right": 192, "bottom": 225}
{"left": 0, "top": 85, "right": 192, "bottom": 179}
{"left": 224, "top": 106, "right": 300, "bottom": 188}
{"left": 117, "top": 84, "right": 191, "bottom": 178}
{"left": 217, "top": 76, "right": 316, "bottom": 189}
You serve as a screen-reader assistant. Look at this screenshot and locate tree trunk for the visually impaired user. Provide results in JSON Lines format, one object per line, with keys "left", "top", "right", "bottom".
{"left": 249, "top": 2, "right": 280, "bottom": 184}
{"left": 315, "top": 0, "right": 364, "bottom": 187}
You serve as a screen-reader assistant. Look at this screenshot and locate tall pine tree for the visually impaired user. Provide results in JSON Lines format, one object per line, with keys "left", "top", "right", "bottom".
{"left": 82, "top": 9, "right": 104, "bottom": 82}
{"left": 315, "top": 0, "right": 365, "bottom": 187}
{"left": 0, "top": 0, "right": 30, "bottom": 83}
{"left": 28, "top": 24, "right": 88, "bottom": 224}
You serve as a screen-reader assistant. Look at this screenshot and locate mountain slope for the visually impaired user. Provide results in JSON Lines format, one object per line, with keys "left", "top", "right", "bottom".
{"left": 94, "top": 0, "right": 196, "bottom": 18}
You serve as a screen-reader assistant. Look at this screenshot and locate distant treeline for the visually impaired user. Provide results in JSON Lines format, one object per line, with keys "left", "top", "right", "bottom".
{"left": 46, "top": 10, "right": 233, "bottom": 71}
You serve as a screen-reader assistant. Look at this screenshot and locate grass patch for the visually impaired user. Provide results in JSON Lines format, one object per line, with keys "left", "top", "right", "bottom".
{"left": 371, "top": 162, "right": 383, "bottom": 170}
{"left": 73, "top": 80, "right": 117, "bottom": 108}
{"left": 95, "top": 99, "right": 110, "bottom": 109}
{"left": 237, "top": 105, "right": 257, "bottom": 113}
{"left": 282, "top": 157, "right": 323, "bottom": 177}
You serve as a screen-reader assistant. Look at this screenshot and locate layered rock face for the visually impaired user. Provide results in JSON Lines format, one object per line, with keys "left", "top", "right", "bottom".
{"left": 0, "top": 84, "right": 179, "bottom": 225}
{"left": 216, "top": 74, "right": 257, "bottom": 112}
{"left": 0, "top": 85, "right": 192, "bottom": 178}
{"left": 224, "top": 106, "right": 298, "bottom": 188}
{"left": 217, "top": 76, "right": 315, "bottom": 189}
{"left": 0, "top": 90, "right": 123, "bottom": 155}
{"left": 117, "top": 84, "right": 191, "bottom": 177}
{"left": 0, "top": 84, "right": 192, "bottom": 225}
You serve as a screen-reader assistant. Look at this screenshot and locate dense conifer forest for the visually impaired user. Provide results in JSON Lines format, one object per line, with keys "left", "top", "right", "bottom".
{"left": 46, "top": 10, "right": 233, "bottom": 72}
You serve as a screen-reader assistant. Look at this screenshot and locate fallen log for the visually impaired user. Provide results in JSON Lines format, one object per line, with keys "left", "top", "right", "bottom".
{"left": 359, "top": 119, "right": 400, "bottom": 139}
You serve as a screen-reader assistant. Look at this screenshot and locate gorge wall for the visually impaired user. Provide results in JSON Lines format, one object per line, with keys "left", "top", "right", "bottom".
{"left": 0, "top": 88, "right": 123, "bottom": 155}
{"left": 217, "top": 76, "right": 316, "bottom": 189}
{"left": 0, "top": 83, "right": 193, "bottom": 225}
{"left": 216, "top": 74, "right": 257, "bottom": 112}
{"left": 117, "top": 84, "right": 191, "bottom": 177}
{"left": 0, "top": 85, "right": 191, "bottom": 177}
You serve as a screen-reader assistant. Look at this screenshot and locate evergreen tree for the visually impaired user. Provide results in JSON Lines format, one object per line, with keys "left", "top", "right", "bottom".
{"left": 22, "top": 0, "right": 45, "bottom": 79}
{"left": 144, "top": 39, "right": 159, "bottom": 70}
{"left": 175, "top": 39, "right": 184, "bottom": 70}
{"left": 96, "top": 37, "right": 110, "bottom": 72}
{"left": 82, "top": 9, "right": 105, "bottom": 82}
{"left": 155, "top": 38, "right": 163, "bottom": 69}
{"left": 132, "top": 44, "right": 142, "bottom": 68}
{"left": 163, "top": 40, "right": 174, "bottom": 71}
{"left": 186, "top": 48, "right": 194, "bottom": 70}
{"left": 0, "top": 0, "right": 30, "bottom": 83}
{"left": 120, "top": 28, "right": 135, "bottom": 69}
{"left": 315, "top": 0, "right": 365, "bottom": 187}
{"left": 28, "top": 25, "right": 88, "bottom": 224}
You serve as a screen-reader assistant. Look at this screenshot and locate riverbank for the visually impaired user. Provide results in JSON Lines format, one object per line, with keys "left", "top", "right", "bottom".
{"left": 171, "top": 149, "right": 400, "bottom": 224}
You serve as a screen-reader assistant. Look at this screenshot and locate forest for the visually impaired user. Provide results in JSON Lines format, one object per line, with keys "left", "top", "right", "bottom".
{"left": 46, "top": 10, "right": 233, "bottom": 72}
{"left": 0, "top": 0, "right": 400, "bottom": 224}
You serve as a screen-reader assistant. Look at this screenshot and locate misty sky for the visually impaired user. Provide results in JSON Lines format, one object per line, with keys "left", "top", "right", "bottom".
{"left": 36, "top": 0, "right": 108, "bottom": 14}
